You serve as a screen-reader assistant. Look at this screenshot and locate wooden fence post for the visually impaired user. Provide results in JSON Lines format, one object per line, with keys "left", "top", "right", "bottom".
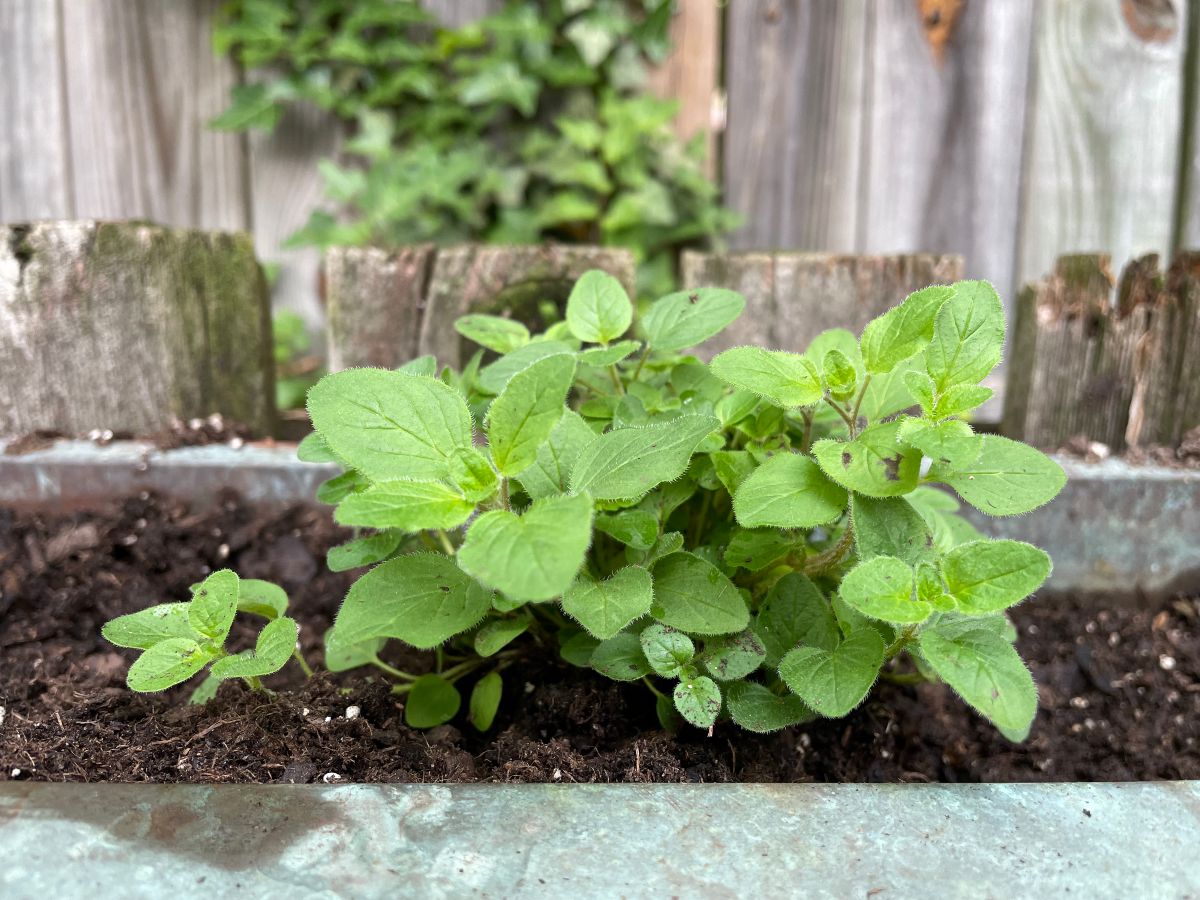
{"left": 1002, "top": 253, "right": 1200, "bottom": 451}
{"left": 0, "top": 221, "right": 274, "bottom": 436}
{"left": 680, "top": 250, "right": 964, "bottom": 355}
{"left": 325, "top": 244, "right": 636, "bottom": 372}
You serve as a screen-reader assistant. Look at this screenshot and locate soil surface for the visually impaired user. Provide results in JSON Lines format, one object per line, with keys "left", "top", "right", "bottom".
{"left": 2, "top": 494, "right": 1197, "bottom": 784}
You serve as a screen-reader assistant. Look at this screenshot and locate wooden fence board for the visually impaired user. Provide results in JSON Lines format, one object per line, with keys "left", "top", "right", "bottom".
{"left": 646, "top": 0, "right": 722, "bottom": 169}
{"left": 1017, "top": 0, "right": 1188, "bottom": 292}
{"left": 0, "top": 222, "right": 273, "bottom": 436}
{"left": 860, "top": 0, "right": 1035, "bottom": 305}
{"left": 724, "top": 1, "right": 869, "bottom": 252}
{"left": 1178, "top": 0, "right": 1200, "bottom": 251}
{"left": 59, "top": 0, "right": 249, "bottom": 231}
{"left": 0, "top": 1, "right": 72, "bottom": 221}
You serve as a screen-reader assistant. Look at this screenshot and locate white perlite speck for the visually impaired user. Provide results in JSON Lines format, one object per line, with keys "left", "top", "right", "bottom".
{"left": 1159, "top": 655, "right": 1177, "bottom": 671}
{"left": 322, "top": 772, "right": 343, "bottom": 784}
{"left": 345, "top": 705, "right": 361, "bottom": 720}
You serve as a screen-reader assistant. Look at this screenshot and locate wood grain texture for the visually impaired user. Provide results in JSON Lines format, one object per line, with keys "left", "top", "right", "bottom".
{"left": 0, "top": 1, "right": 72, "bottom": 221}
{"left": 325, "top": 245, "right": 435, "bottom": 372}
{"left": 860, "top": 0, "right": 1035, "bottom": 306}
{"left": 1178, "top": 0, "right": 1200, "bottom": 250}
{"left": 646, "top": 0, "right": 721, "bottom": 168}
{"left": 681, "top": 250, "right": 964, "bottom": 355}
{"left": 1017, "top": 0, "right": 1188, "bottom": 291}
{"left": 59, "top": 0, "right": 249, "bottom": 230}
{"left": 0, "top": 222, "right": 273, "bottom": 436}
{"left": 724, "top": 0, "right": 869, "bottom": 252}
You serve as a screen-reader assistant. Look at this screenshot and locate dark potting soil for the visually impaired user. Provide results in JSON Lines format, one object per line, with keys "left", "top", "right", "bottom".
{"left": 1, "top": 494, "right": 1197, "bottom": 784}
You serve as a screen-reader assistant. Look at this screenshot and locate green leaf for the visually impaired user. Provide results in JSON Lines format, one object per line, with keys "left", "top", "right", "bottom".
{"left": 903, "top": 370, "right": 936, "bottom": 415}
{"left": 590, "top": 631, "right": 651, "bottom": 681}
{"left": 650, "top": 552, "right": 749, "bottom": 635}
{"left": 918, "top": 625, "right": 1037, "bottom": 741}
{"left": 733, "top": 453, "right": 848, "bottom": 528}
{"left": 487, "top": 352, "right": 576, "bottom": 476}
{"left": 857, "top": 357, "right": 921, "bottom": 421}
{"left": 851, "top": 495, "right": 934, "bottom": 566}
{"left": 455, "top": 314, "right": 530, "bottom": 354}
{"left": 405, "top": 675, "right": 461, "bottom": 728}
{"left": 327, "top": 531, "right": 404, "bottom": 572}
{"left": 210, "top": 617, "right": 299, "bottom": 680}
{"left": 322, "top": 629, "right": 385, "bottom": 673}
{"left": 703, "top": 631, "right": 767, "bottom": 681}
{"left": 397, "top": 355, "right": 439, "bottom": 376}
{"left": 297, "top": 432, "right": 340, "bottom": 463}
{"left": 906, "top": 487, "right": 984, "bottom": 551}
{"left": 813, "top": 420, "right": 921, "bottom": 498}
{"left": 897, "top": 417, "right": 981, "bottom": 471}
{"left": 579, "top": 339, "right": 641, "bottom": 367}
{"left": 457, "top": 493, "right": 594, "bottom": 602}
{"left": 673, "top": 676, "right": 722, "bottom": 728}
{"left": 560, "top": 631, "right": 601, "bottom": 667}
{"left": 478, "top": 341, "right": 576, "bottom": 395}
{"left": 468, "top": 671, "right": 503, "bottom": 731}
{"left": 332, "top": 554, "right": 493, "bottom": 650}
{"left": 710, "top": 347, "right": 822, "bottom": 408}
{"left": 936, "top": 435, "right": 1066, "bottom": 517}
{"left": 779, "top": 629, "right": 886, "bottom": 718}
{"left": 307, "top": 369, "right": 474, "bottom": 481}
{"left": 710, "top": 450, "right": 757, "bottom": 495}
{"left": 839, "top": 556, "right": 931, "bottom": 624}
{"left": 449, "top": 446, "right": 500, "bottom": 502}
{"left": 566, "top": 270, "right": 633, "bottom": 344}
{"left": 725, "top": 681, "right": 815, "bottom": 733}
{"left": 457, "top": 61, "right": 539, "bottom": 115}
{"left": 860, "top": 285, "right": 954, "bottom": 374}
{"left": 942, "top": 539, "right": 1052, "bottom": 614}
{"left": 517, "top": 409, "right": 596, "bottom": 500}
{"left": 189, "top": 674, "right": 220, "bottom": 705}
{"left": 188, "top": 570, "right": 239, "bottom": 643}
{"left": 335, "top": 480, "right": 474, "bottom": 531}
{"left": 724, "top": 529, "right": 793, "bottom": 572}
{"left": 924, "top": 280, "right": 1005, "bottom": 391}
{"left": 755, "top": 572, "right": 840, "bottom": 664}
{"left": 569, "top": 415, "right": 718, "bottom": 500}
{"left": 103, "top": 603, "right": 198, "bottom": 650}
{"left": 933, "top": 384, "right": 994, "bottom": 419}
{"left": 641, "top": 288, "right": 746, "bottom": 352}
{"left": 562, "top": 567, "right": 653, "bottom": 639}
{"left": 640, "top": 624, "right": 695, "bottom": 677}
{"left": 474, "top": 619, "right": 530, "bottom": 657}
{"left": 315, "top": 470, "right": 363, "bottom": 505}
{"left": 237, "top": 579, "right": 289, "bottom": 620}
{"left": 127, "top": 638, "right": 213, "bottom": 692}
{"left": 594, "top": 509, "right": 659, "bottom": 549}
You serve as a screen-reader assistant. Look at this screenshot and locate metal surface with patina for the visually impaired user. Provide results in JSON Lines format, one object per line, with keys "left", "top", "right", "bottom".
{"left": 0, "top": 782, "right": 1197, "bottom": 898}
{"left": 1, "top": 441, "right": 1196, "bottom": 600}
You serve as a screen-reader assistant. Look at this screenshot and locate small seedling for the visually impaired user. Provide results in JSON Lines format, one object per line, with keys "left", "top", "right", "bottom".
{"left": 102, "top": 570, "right": 306, "bottom": 703}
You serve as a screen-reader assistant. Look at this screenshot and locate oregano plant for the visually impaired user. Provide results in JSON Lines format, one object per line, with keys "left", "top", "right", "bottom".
{"left": 300, "top": 271, "right": 1065, "bottom": 740}
{"left": 103, "top": 570, "right": 309, "bottom": 703}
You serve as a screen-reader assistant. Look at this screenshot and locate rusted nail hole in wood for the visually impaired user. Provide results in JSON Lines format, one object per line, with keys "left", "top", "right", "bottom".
{"left": 1121, "top": 0, "right": 1178, "bottom": 42}
{"left": 917, "top": 0, "right": 964, "bottom": 63}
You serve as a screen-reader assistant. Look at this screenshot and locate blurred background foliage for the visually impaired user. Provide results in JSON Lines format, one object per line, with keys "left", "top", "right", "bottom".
{"left": 212, "top": 0, "right": 736, "bottom": 298}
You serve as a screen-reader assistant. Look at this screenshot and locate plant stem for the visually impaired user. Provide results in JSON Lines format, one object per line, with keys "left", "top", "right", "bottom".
{"left": 850, "top": 374, "right": 872, "bottom": 429}
{"left": 292, "top": 649, "right": 315, "bottom": 679}
{"left": 632, "top": 345, "right": 651, "bottom": 381}
{"left": 800, "top": 408, "right": 815, "bottom": 454}
{"left": 370, "top": 655, "right": 417, "bottom": 681}
{"left": 435, "top": 529, "right": 456, "bottom": 555}
{"left": 641, "top": 676, "right": 668, "bottom": 701}
{"left": 880, "top": 670, "right": 925, "bottom": 686}
{"left": 607, "top": 363, "right": 625, "bottom": 395}
{"left": 802, "top": 526, "right": 855, "bottom": 576}
{"left": 499, "top": 478, "right": 510, "bottom": 510}
{"left": 884, "top": 626, "right": 917, "bottom": 661}
{"left": 243, "top": 675, "right": 264, "bottom": 692}
{"left": 824, "top": 397, "right": 857, "bottom": 435}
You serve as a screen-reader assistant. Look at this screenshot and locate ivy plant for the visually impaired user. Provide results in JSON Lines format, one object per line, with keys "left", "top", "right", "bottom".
{"left": 103, "top": 570, "right": 309, "bottom": 703}
{"left": 303, "top": 271, "right": 1066, "bottom": 739}
{"left": 212, "top": 0, "right": 736, "bottom": 297}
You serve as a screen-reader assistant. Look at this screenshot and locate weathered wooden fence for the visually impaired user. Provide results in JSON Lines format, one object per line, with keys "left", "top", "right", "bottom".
{"left": 2, "top": 0, "right": 1196, "bottom": 331}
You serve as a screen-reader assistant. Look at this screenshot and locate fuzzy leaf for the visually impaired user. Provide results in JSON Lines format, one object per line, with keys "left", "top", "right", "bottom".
{"left": 779, "top": 629, "right": 886, "bottom": 718}
{"left": 725, "top": 681, "right": 815, "bottom": 732}
{"left": 703, "top": 630, "right": 767, "bottom": 681}
{"left": 237, "top": 580, "right": 289, "bottom": 620}
{"left": 335, "top": 480, "right": 474, "bottom": 531}
{"left": 323, "top": 629, "right": 385, "bottom": 673}
{"left": 942, "top": 539, "right": 1052, "bottom": 614}
{"left": 710, "top": 347, "right": 822, "bottom": 408}
{"left": 640, "top": 624, "right": 695, "bottom": 677}
{"left": 755, "top": 572, "right": 840, "bottom": 664}
{"left": 188, "top": 570, "right": 240, "bottom": 643}
{"left": 918, "top": 625, "right": 1037, "bottom": 741}
{"left": 673, "top": 676, "right": 722, "bottom": 728}
{"left": 641, "top": 288, "right": 745, "bottom": 352}
{"left": 724, "top": 529, "right": 794, "bottom": 572}
{"left": 651, "top": 552, "right": 749, "bottom": 635}
{"left": 562, "top": 567, "right": 654, "bottom": 640}
{"left": 449, "top": 446, "right": 500, "bottom": 502}
{"left": 839, "top": 556, "right": 931, "bottom": 625}
{"left": 103, "top": 603, "right": 198, "bottom": 650}
{"left": 569, "top": 414, "right": 718, "bottom": 500}
{"left": 813, "top": 420, "right": 921, "bottom": 498}
{"left": 579, "top": 340, "right": 640, "bottom": 367}
{"left": 515, "top": 409, "right": 594, "bottom": 500}
{"left": 405, "top": 674, "right": 461, "bottom": 728}
{"left": 468, "top": 671, "right": 503, "bottom": 731}
{"left": 127, "top": 638, "right": 213, "bottom": 692}
{"left": 210, "top": 617, "right": 299, "bottom": 680}
{"left": 474, "top": 619, "right": 530, "bottom": 657}
{"left": 710, "top": 450, "right": 757, "bottom": 495}
{"left": 851, "top": 495, "right": 934, "bottom": 566}
{"left": 307, "top": 369, "right": 474, "bottom": 481}
{"left": 477, "top": 341, "right": 576, "bottom": 395}
{"left": 332, "top": 554, "right": 493, "bottom": 650}
{"left": 487, "top": 352, "right": 576, "bottom": 476}
{"left": 937, "top": 435, "right": 1066, "bottom": 517}
{"left": 933, "top": 384, "right": 994, "bottom": 419}
{"left": 590, "top": 631, "right": 651, "bottom": 681}
{"left": 897, "top": 417, "right": 981, "bottom": 471}
{"left": 860, "top": 285, "right": 954, "bottom": 374}
{"left": 457, "top": 493, "right": 594, "bottom": 601}
{"left": 327, "top": 531, "right": 404, "bottom": 572}
{"left": 924, "top": 280, "right": 1005, "bottom": 391}
{"left": 566, "top": 269, "right": 633, "bottom": 343}
{"left": 595, "top": 509, "right": 659, "bottom": 549}
{"left": 733, "top": 453, "right": 848, "bottom": 528}
{"left": 296, "top": 432, "right": 340, "bottom": 463}
{"left": 455, "top": 314, "right": 530, "bottom": 354}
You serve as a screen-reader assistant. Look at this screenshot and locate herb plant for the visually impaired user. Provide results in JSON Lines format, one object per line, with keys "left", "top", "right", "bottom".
{"left": 302, "top": 271, "right": 1066, "bottom": 739}
{"left": 103, "top": 570, "right": 308, "bottom": 703}
{"left": 212, "top": 0, "right": 736, "bottom": 297}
